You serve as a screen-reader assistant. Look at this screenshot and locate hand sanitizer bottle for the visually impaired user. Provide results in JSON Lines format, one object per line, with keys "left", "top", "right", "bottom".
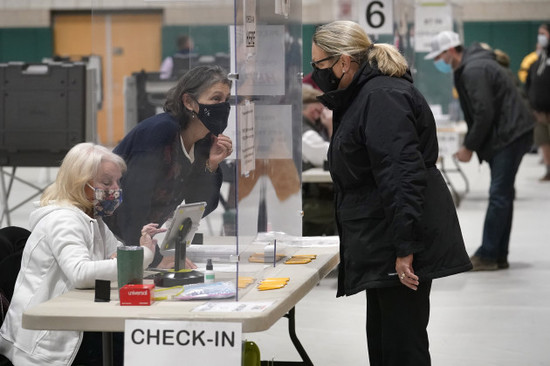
{"left": 205, "top": 259, "right": 215, "bottom": 283}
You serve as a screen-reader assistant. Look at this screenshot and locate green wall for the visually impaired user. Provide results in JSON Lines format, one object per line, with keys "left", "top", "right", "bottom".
{"left": 0, "top": 21, "right": 544, "bottom": 92}
{"left": 464, "top": 21, "right": 542, "bottom": 74}
{"left": 161, "top": 25, "right": 231, "bottom": 58}
{"left": 302, "top": 21, "right": 544, "bottom": 113}
{"left": 0, "top": 28, "right": 52, "bottom": 63}
{"left": 302, "top": 24, "right": 317, "bottom": 77}
{"left": 302, "top": 21, "right": 543, "bottom": 80}
{"left": 0, "top": 21, "right": 543, "bottom": 72}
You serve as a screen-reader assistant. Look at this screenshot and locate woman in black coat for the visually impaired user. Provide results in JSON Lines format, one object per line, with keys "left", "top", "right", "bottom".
{"left": 311, "top": 21, "right": 472, "bottom": 366}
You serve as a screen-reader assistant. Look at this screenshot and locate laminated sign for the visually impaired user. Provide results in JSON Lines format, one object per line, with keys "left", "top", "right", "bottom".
{"left": 125, "top": 319, "right": 242, "bottom": 365}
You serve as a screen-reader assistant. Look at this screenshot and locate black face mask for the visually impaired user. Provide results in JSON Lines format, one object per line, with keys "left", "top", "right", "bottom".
{"left": 195, "top": 101, "right": 231, "bottom": 136}
{"left": 311, "top": 57, "right": 344, "bottom": 93}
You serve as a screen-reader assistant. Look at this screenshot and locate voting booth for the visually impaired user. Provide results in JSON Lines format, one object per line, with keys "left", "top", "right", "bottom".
{"left": 0, "top": 61, "right": 97, "bottom": 226}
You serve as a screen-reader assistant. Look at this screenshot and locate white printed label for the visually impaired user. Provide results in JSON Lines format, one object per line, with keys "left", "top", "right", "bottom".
{"left": 124, "top": 320, "right": 242, "bottom": 366}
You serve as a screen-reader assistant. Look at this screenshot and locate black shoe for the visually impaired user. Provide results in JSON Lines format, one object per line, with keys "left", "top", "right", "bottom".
{"left": 497, "top": 259, "right": 509, "bottom": 269}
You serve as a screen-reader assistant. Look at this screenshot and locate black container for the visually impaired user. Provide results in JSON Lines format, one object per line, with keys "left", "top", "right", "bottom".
{"left": 0, "top": 62, "right": 87, "bottom": 167}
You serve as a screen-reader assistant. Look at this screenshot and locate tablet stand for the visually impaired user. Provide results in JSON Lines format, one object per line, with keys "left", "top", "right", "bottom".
{"left": 153, "top": 218, "right": 204, "bottom": 287}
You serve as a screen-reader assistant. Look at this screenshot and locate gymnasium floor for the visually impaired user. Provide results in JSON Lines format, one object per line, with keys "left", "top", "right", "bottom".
{"left": 2, "top": 152, "right": 548, "bottom": 366}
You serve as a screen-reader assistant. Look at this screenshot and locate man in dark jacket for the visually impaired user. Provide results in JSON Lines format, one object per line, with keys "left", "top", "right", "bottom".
{"left": 426, "top": 31, "right": 534, "bottom": 271}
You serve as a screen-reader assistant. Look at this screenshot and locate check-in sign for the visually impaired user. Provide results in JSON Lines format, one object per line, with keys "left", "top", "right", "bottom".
{"left": 124, "top": 320, "right": 242, "bottom": 365}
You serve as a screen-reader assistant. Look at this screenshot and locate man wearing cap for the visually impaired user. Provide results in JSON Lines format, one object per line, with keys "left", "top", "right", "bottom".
{"left": 425, "top": 31, "right": 534, "bottom": 271}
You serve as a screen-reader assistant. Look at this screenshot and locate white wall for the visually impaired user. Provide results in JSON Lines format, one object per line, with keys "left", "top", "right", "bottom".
{"left": 0, "top": 0, "right": 549, "bottom": 27}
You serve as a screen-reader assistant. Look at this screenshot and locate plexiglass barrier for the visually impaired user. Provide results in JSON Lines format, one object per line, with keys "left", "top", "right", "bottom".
{"left": 88, "top": 0, "right": 303, "bottom": 302}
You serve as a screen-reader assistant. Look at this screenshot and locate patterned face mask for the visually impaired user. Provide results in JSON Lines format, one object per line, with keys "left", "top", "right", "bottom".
{"left": 87, "top": 183, "right": 123, "bottom": 217}
{"left": 195, "top": 100, "right": 231, "bottom": 136}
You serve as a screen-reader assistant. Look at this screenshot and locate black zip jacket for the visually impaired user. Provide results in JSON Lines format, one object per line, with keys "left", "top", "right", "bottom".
{"left": 454, "top": 43, "right": 534, "bottom": 162}
{"left": 319, "top": 62, "right": 472, "bottom": 297}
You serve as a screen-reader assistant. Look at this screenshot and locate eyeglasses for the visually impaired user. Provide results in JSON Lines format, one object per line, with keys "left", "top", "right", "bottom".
{"left": 310, "top": 55, "right": 340, "bottom": 70}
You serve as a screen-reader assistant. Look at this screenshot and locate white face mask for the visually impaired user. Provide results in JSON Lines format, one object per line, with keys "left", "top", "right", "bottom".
{"left": 538, "top": 34, "right": 549, "bottom": 48}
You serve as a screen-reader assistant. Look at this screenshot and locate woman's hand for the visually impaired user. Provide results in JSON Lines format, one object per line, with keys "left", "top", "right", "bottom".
{"left": 454, "top": 146, "right": 473, "bottom": 162}
{"left": 156, "top": 256, "right": 175, "bottom": 269}
{"left": 185, "top": 258, "right": 197, "bottom": 269}
{"left": 320, "top": 107, "right": 333, "bottom": 138}
{"left": 208, "top": 134, "right": 233, "bottom": 171}
{"left": 139, "top": 223, "right": 166, "bottom": 253}
{"left": 155, "top": 254, "right": 196, "bottom": 270}
{"left": 395, "top": 254, "right": 419, "bottom": 291}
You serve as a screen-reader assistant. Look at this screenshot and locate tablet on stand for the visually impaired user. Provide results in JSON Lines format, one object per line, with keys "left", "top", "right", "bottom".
{"left": 153, "top": 202, "right": 207, "bottom": 287}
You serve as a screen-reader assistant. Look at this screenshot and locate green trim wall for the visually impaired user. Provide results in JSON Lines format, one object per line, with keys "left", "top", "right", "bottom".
{"left": 0, "top": 21, "right": 543, "bottom": 71}
{"left": 464, "top": 21, "right": 543, "bottom": 74}
{"left": 0, "top": 28, "right": 52, "bottom": 63}
{"left": 303, "top": 21, "right": 545, "bottom": 112}
{"left": 302, "top": 24, "right": 316, "bottom": 76}
{"left": 0, "top": 21, "right": 544, "bottom": 94}
{"left": 161, "top": 25, "right": 231, "bottom": 58}
{"left": 302, "top": 21, "right": 544, "bottom": 77}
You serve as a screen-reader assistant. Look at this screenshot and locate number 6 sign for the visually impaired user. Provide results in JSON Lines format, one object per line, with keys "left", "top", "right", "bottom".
{"left": 359, "top": 0, "right": 394, "bottom": 36}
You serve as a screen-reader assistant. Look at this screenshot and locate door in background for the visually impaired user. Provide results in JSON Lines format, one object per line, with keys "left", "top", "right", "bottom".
{"left": 53, "top": 12, "right": 162, "bottom": 146}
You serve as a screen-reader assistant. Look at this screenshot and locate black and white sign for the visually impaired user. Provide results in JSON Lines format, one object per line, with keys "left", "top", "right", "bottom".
{"left": 244, "top": 0, "right": 257, "bottom": 52}
{"left": 124, "top": 319, "right": 242, "bottom": 365}
{"left": 359, "top": 0, "right": 393, "bottom": 35}
{"left": 414, "top": 4, "right": 453, "bottom": 52}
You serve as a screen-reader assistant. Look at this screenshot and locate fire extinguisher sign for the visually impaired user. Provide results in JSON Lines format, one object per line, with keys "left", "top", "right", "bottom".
{"left": 359, "top": 0, "right": 394, "bottom": 36}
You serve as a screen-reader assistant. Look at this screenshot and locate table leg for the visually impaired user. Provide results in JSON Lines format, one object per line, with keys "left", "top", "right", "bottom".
{"left": 440, "top": 157, "right": 460, "bottom": 206}
{"left": 452, "top": 156, "right": 470, "bottom": 194}
{"left": 260, "top": 307, "right": 314, "bottom": 366}
{"left": 102, "top": 332, "right": 113, "bottom": 366}
{"left": 0, "top": 167, "right": 13, "bottom": 226}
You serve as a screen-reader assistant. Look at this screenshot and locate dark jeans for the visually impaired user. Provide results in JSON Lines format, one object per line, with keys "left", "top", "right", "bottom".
{"left": 475, "top": 133, "right": 532, "bottom": 261}
{"left": 366, "top": 280, "right": 432, "bottom": 366}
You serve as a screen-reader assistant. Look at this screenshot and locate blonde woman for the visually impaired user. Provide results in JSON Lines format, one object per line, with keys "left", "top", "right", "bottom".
{"left": 311, "top": 21, "right": 471, "bottom": 365}
{"left": 0, "top": 143, "right": 160, "bottom": 365}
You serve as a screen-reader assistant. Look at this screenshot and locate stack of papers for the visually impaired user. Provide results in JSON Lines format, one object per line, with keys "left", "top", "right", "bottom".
{"left": 186, "top": 245, "right": 239, "bottom": 263}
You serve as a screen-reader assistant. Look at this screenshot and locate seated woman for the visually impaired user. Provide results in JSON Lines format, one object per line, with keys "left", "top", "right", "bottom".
{"left": 0, "top": 142, "right": 161, "bottom": 365}
{"left": 103, "top": 65, "right": 233, "bottom": 268}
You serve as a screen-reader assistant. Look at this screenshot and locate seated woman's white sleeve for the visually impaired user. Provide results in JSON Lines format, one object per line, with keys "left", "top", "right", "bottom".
{"left": 142, "top": 246, "right": 154, "bottom": 269}
{"left": 302, "top": 130, "right": 330, "bottom": 168}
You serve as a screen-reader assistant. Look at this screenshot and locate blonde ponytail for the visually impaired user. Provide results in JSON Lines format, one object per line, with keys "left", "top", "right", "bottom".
{"left": 313, "top": 20, "right": 408, "bottom": 78}
{"left": 368, "top": 43, "right": 408, "bottom": 77}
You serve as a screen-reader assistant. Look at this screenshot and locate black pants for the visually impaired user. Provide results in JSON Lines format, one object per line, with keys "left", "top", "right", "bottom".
{"left": 366, "top": 280, "right": 432, "bottom": 366}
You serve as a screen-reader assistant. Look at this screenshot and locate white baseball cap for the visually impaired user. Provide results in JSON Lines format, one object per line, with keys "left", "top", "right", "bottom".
{"left": 424, "top": 31, "right": 462, "bottom": 60}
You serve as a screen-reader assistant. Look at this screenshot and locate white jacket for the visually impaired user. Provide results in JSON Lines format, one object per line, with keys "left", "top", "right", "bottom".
{"left": 0, "top": 204, "right": 153, "bottom": 365}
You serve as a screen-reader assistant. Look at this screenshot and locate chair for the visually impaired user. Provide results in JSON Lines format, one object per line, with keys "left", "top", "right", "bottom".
{"left": 0, "top": 226, "right": 30, "bottom": 320}
{"left": 0, "top": 227, "right": 28, "bottom": 366}
{"left": 214, "top": 52, "right": 231, "bottom": 72}
{"left": 172, "top": 53, "right": 199, "bottom": 80}
{"left": 0, "top": 354, "right": 13, "bottom": 366}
